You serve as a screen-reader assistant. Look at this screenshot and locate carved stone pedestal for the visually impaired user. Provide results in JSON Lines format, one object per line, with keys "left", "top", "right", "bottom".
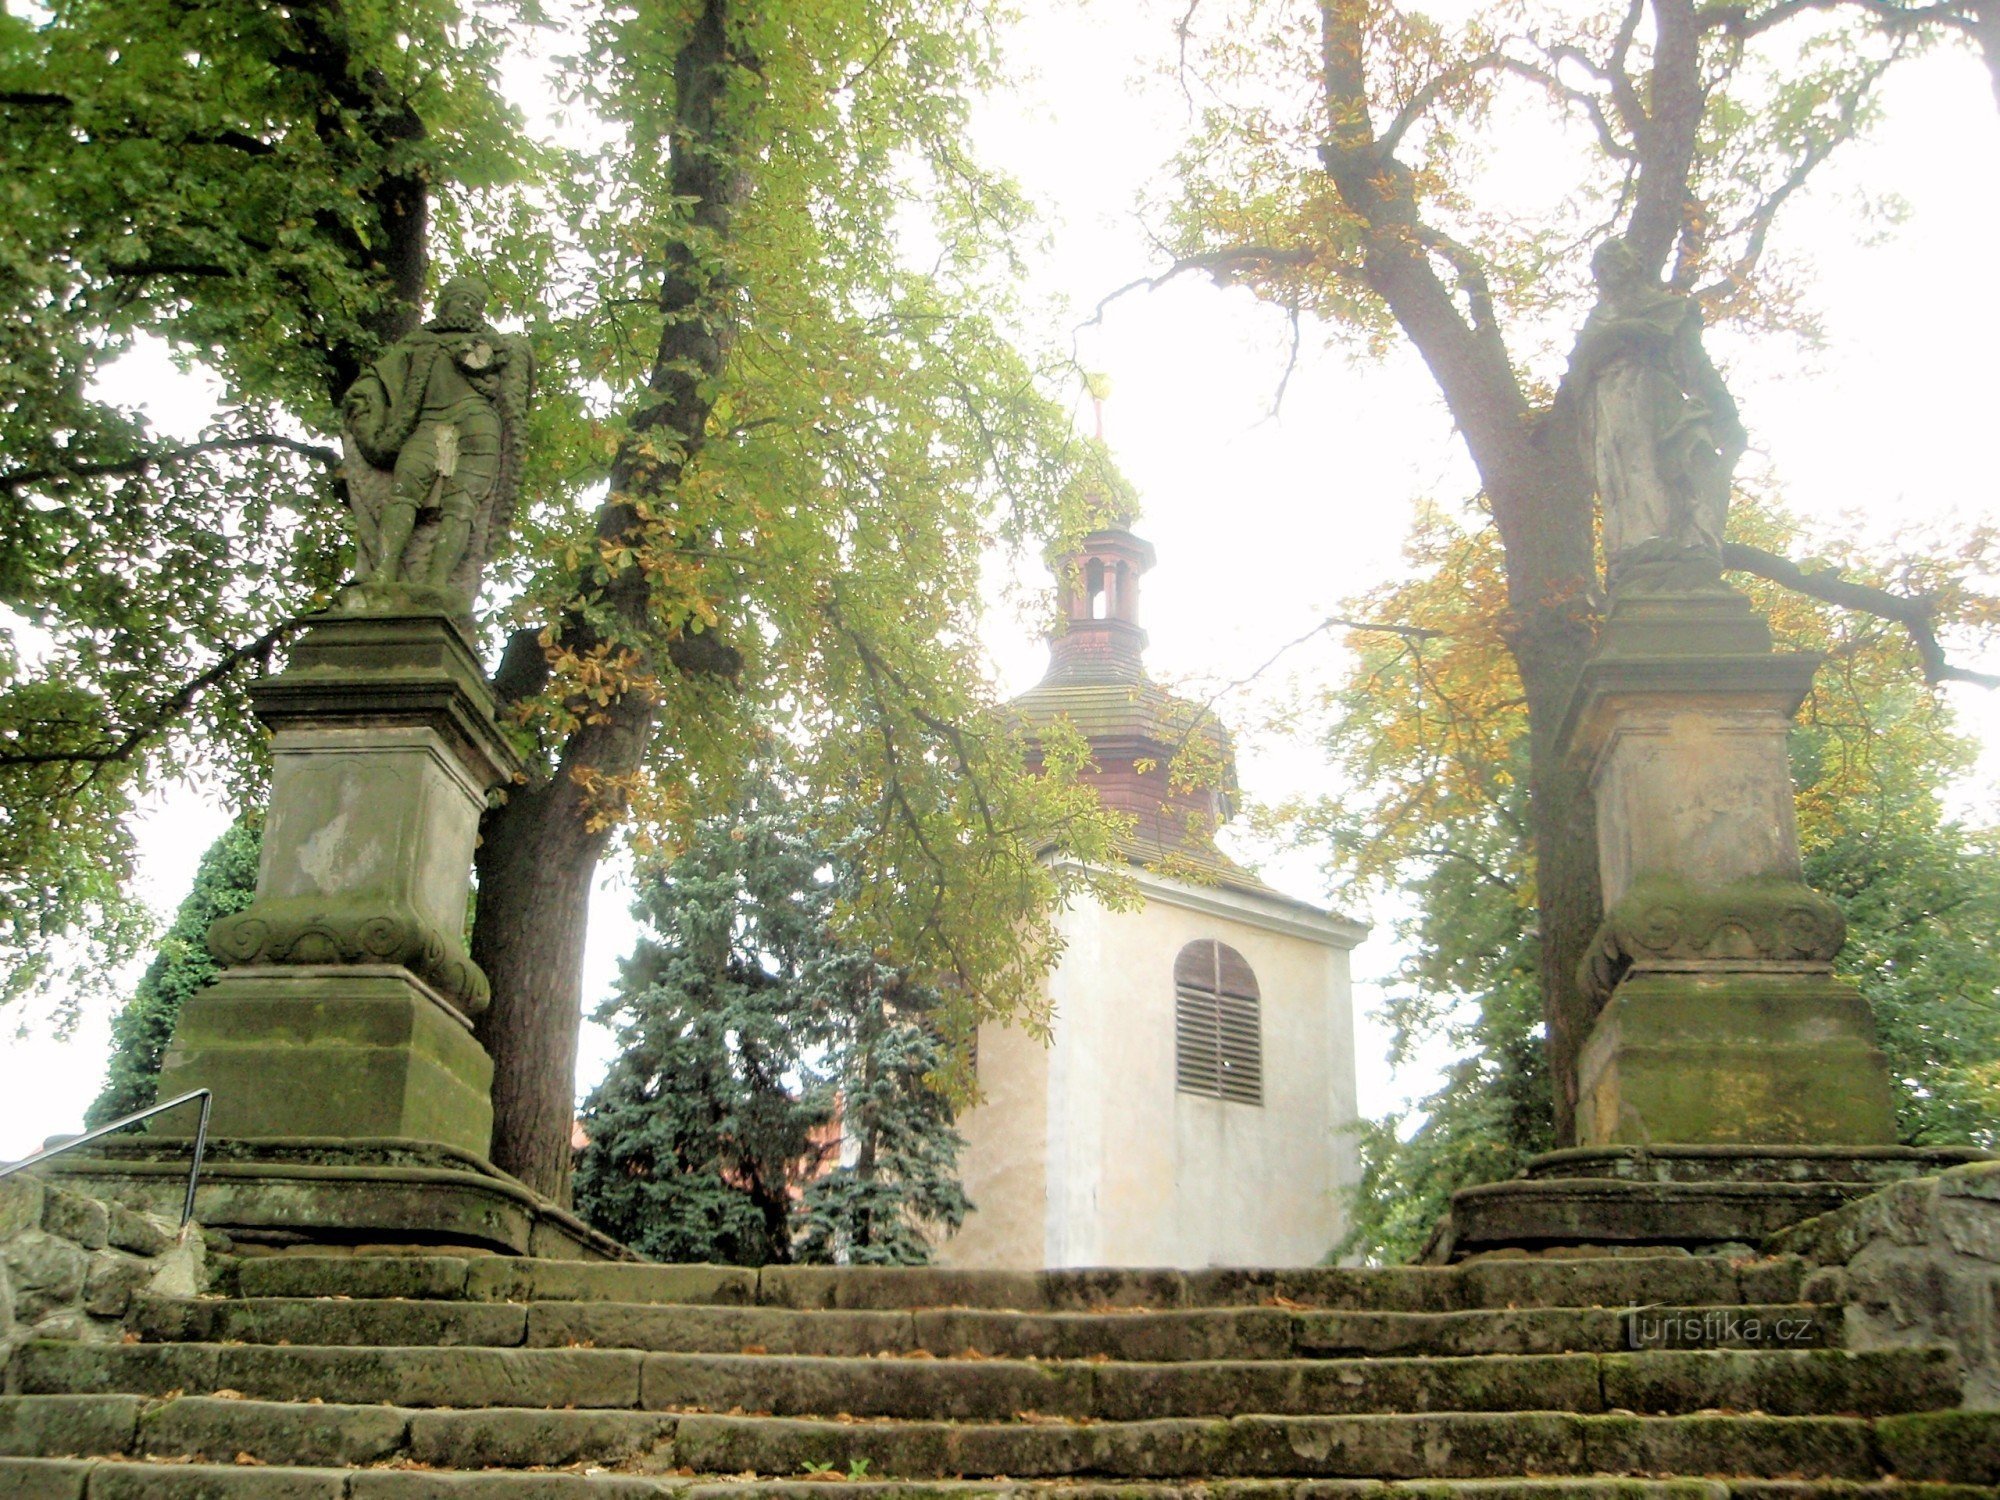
{"left": 52, "top": 611, "right": 611, "bottom": 1255}
{"left": 152, "top": 612, "right": 515, "bottom": 1153}
{"left": 1419, "top": 588, "right": 1940, "bottom": 1265}
{"left": 1563, "top": 589, "right": 1897, "bottom": 1149}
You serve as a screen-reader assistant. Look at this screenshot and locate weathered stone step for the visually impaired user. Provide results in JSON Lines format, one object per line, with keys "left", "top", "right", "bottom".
{"left": 223, "top": 1254, "right": 1806, "bottom": 1313}
{"left": 5, "top": 1461, "right": 1998, "bottom": 1500}
{"left": 1298, "top": 1305, "right": 1846, "bottom": 1357}
{"left": 7, "top": 1393, "right": 1995, "bottom": 1483}
{"left": 132, "top": 1296, "right": 1847, "bottom": 1361}
{"left": 610, "top": 1409, "right": 2000, "bottom": 1484}
{"left": 10, "top": 1343, "right": 1955, "bottom": 1420}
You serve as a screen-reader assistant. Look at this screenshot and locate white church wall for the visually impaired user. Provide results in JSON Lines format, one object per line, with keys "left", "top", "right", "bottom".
{"left": 942, "top": 870, "right": 1363, "bottom": 1269}
{"left": 938, "top": 988, "right": 1052, "bottom": 1268}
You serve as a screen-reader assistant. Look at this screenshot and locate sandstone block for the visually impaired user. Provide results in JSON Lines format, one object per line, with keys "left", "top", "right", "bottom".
{"left": 466, "top": 1258, "right": 754, "bottom": 1306}
{"left": 0, "top": 1177, "right": 44, "bottom": 1238}
{"left": 39, "top": 1189, "right": 107, "bottom": 1251}
{"left": 138, "top": 1395, "right": 411, "bottom": 1467}
{"left": 13, "top": 1340, "right": 220, "bottom": 1396}
{"left": 83, "top": 1249, "right": 153, "bottom": 1318}
{"left": 407, "top": 1407, "right": 674, "bottom": 1469}
{"left": 524, "top": 1301, "right": 908, "bottom": 1357}
{"left": 144, "top": 1231, "right": 207, "bottom": 1299}
{"left": 26, "top": 1311, "right": 100, "bottom": 1344}
{"left": 105, "top": 1202, "right": 173, "bottom": 1258}
{"left": 1875, "top": 1409, "right": 2000, "bottom": 1482}
{"left": 1578, "top": 1413, "right": 1876, "bottom": 1479}
{"left": 0, "top": 1393, "right": 141, "bottom": 1458}
{"left": 208, "top": 1344, "right": 644, "bottom": 1409}
{"left": 350, "top": 1470, "right": 667, "bottom": 1498}
{"left": 88, "top": 1463, "right": 349, "bottom": 1499}
{"left": 1602, "top": 1347, "right": 1959, "bottom": 1417}
{"left": 235, "top": 1254, "right": 470, "bottom": 1301}
{"left": 127, "top": 1293, "right": 217, "bottom": 1344}
{"left": 3, "top": 1233, "right": 88, "bottom": 1323}
{"left": 216, "top": 1296, "right": 526, "bottom": 1349}
{"left": 0, "top": 1456, "right": 93, "bottom": 1499}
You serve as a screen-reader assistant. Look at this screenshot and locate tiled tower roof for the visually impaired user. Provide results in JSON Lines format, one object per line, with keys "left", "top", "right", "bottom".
{"left": 1013, "top": 519, "right": 1310, "bottom": 908}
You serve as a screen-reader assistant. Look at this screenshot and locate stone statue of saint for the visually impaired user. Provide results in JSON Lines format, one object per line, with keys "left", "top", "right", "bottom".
{"left": 340, "top": 275, "right": 532, "bottom": 610}
{"left": 1573, "top": 238, "right": 1746, "bottom": 594}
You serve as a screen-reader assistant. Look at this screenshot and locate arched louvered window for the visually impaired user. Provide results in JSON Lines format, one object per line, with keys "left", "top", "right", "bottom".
{"left": 1174, "top": 940, "right": 1263, "bottom": 1105}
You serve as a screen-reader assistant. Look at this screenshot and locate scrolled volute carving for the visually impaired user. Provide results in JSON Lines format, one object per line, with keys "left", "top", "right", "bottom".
{"left": 1579, "top": 878, "right": 1846, "bottom": 1006}
{"left": 208, "top": 897, "right": 489, "bottom": 1018}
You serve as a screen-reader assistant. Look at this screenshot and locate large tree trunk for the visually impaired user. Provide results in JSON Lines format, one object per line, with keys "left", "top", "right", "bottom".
{"left": 282, "top": 0, "right": 431, "bottom": 391}
{"left": 473, "top": 716, "right": 640, "bottom": 1200}
{"left": 1318, "top": 96, "right": 1604, "bottom": 1143}
{"left": 1509, "top": 586, "right": 1603, "bottom": 1145}
{"left": 1312, "top": 0, "right": 1722, "bottom": 1143}
{"left": 474, "top": 0, "right": 753, "bottom": 1203}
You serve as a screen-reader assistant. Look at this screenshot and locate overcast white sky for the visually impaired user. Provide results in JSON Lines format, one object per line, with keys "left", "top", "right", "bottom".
{"left": 4, "top": 1, "right": 1997, "bottom": 1162}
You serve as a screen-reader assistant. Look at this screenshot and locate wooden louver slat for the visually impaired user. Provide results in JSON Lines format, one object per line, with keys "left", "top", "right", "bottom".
{"left": 1174, "top": 939, "right": 1263, "bottom": 1105}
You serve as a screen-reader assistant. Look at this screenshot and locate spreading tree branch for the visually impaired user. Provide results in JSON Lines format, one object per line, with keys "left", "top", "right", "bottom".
{"left": 0, "top": 616, "right": 314, "bottom": 770}
{"left": 0, "top": 434, "right": 341, "bottom": 494}
{"left": 1695, "top": 47, "right": 1900, "bottom": 299}
{"left": 1379, "top": 50, "right": 1507, "bottom": 153}
{"left": 1081, "top": 245, "right": 1324, "bottom": 333}
{"left": 1723, "top": 540, "right": 2000, "bottom": 688}
{"left": 1702, "top": 0, "right": 1967, "bottom": 41}
{"left": 1499, "top": 55, "right": 1636, "bottom": 160}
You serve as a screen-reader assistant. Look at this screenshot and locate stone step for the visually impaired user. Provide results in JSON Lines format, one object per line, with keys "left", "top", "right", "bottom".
{"left": 3, "top": 1344, "right": 1959, "bottom": 1424}
{"left": 132, "top": 1296, "right": 1848, "bottom": 1360}
{"left": 223, "top": 1255, "right": 1805, "bottom": 1313}
{"left": 5, "top": 1463, "right": 1998, "bottom": 1500}
{"left": 5, "top": 1392, "right": 1995, "bottom": 1484}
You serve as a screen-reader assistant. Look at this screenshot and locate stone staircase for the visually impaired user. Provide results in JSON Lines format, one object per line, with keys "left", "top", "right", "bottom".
{"left": 3, "top": 1251, "right": 1996, "bottom": 1498}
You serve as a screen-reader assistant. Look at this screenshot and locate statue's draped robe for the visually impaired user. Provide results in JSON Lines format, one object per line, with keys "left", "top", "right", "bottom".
{"left": 1578, "top": 281, "right": 1740, "bottom": 590}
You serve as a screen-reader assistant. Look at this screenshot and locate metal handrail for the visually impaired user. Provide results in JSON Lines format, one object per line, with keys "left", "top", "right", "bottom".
{"left": 0, "top": 1088, "right": 212, "bottom": 1229}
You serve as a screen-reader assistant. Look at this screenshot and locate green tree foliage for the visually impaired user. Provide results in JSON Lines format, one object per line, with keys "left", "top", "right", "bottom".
{"left": 1803, "top": 732, "right": 2000, "bottom": 1149}
{"left": 3, "top": 0, "right": 1125, "bottom": 1196}
{"left": 0, "top": 0, "right": 535, "bottom": 1008}
{"left": 473, "top": 0, "right": 1128, "bottom": 1197}
{"left": 1315, "top": 505, "right": 2000, "bottom": 1263}
{"left": 1153, "top": 0, "right": 2000, "bottom": 1146}
{"left": 572, "top": 792, "right": 970, "bottom": 1265}
{"left": 795, "top": 976, "right": 972, "bottom": 1267}
{"left": 83, "top": 816, "right": 262, "bottom": 1127}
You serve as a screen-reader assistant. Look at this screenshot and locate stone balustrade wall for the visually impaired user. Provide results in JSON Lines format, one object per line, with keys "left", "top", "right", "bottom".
{"left": 1, "top": 1175, "right": 206, "bottom": 1371}
{"left": 1775, "top": 1159, "right": 2000, "bottom": 1409}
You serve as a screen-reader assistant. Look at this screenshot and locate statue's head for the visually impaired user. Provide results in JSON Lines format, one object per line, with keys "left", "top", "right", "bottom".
{"left": 1590, "top": 237, "right": 1640, "bottom": 291}
{"left": 431, "top": 275, "right": 492, "bottom": 331}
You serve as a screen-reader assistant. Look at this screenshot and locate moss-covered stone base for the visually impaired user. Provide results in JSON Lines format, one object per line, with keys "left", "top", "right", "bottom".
{"left": 1426, "top": 1144, "right": 1987, "bottom": 1263}
{"left": 1576, "top": 973, "right": 1897, "bottom": 1148}
{"left": 45, "top": 1139, "right": 634, "bottom": 1260}
{"left": 152, "top": 967, "right": 494, "bottom": 1156}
